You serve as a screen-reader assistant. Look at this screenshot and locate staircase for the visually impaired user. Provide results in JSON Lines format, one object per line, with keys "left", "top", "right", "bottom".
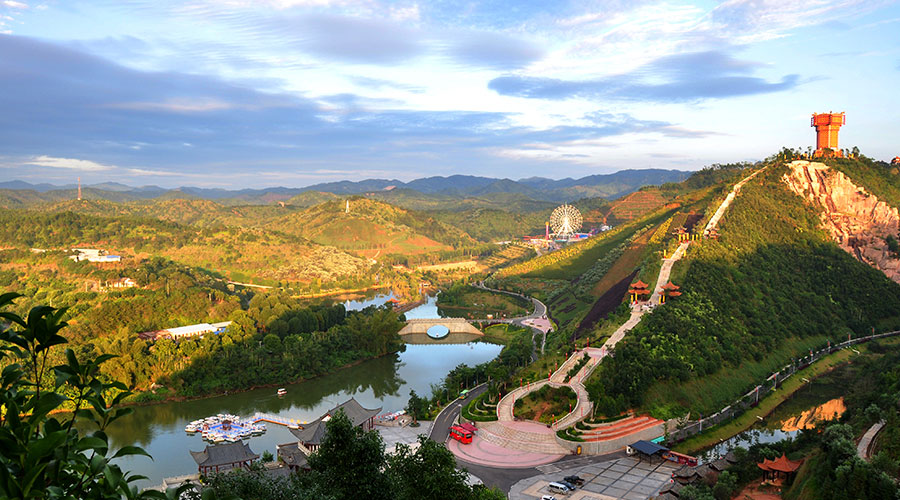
{"left": 477, "top": 421, "right": 569, "bottom": 455}
{"left": 579, "top": 415, "right": 664, "bottom": 442}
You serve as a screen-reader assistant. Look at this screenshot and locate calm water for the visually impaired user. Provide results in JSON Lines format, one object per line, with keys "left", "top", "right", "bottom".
{"left": 697, "top": 370, "right": 850, "bottom": 462}
{"left": 106, "top": 294, "right": 499, "bottom": 488}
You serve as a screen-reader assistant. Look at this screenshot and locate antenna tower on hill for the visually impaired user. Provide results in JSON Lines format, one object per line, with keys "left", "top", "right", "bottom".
{"left": 77, "top": 177, "right": 82, "bottom": 201}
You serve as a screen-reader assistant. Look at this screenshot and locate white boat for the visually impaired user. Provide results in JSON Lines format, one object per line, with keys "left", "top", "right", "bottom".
{"left": 277, "top": 388, "right": 287, "bottom": 396}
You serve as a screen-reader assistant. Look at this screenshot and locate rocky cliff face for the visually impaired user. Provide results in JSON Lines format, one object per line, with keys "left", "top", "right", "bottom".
{"left": 782, "top": 160, "right": 900, "bottom": 283}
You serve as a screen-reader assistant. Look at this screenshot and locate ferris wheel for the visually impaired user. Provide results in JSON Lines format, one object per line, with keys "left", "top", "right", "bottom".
{"left": 549, "top": 204, "right": 582, "bottom": 238}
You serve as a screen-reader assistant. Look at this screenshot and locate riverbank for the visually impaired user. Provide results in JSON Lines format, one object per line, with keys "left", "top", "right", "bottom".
{"left": 128, "top": 348, "right": 404, "bottom": 408}
{"left": 291, "top": 284, "right": 390, "bottom": 300}
{"left": 673, "top": 337, "right": 900, "bottom": 455}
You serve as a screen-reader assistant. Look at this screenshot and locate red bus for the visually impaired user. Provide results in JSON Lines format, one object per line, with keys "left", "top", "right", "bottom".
{"left": 449, "top": 425, "right": 473, "bottom": 444}
{"left": 662, "top": 450, "right": 698, "bottom": 466}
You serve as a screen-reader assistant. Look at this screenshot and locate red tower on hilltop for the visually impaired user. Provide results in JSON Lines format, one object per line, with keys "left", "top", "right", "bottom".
{"left": 811, "top": 111, "right": 845, "bottom": 158}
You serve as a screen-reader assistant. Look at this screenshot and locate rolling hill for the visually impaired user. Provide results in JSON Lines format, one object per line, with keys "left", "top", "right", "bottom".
{"left": 269, "top": 197, "right": 478, "bottom": 259}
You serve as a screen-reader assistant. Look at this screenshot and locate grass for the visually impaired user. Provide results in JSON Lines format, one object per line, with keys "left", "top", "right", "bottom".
{"left": 514, "top": 384, "right": 577, "bottom": 424}
{"left": 480, "top": 323, "right": 529, "bottom": 344}
{"left": 527, "top": 208, "right": 675, "bottom": 281}
{"left": 641, "top": 335, "right": 830, "bottom": 417}
{"left": 671, "top": 337, "right": 900, "bottom": 455}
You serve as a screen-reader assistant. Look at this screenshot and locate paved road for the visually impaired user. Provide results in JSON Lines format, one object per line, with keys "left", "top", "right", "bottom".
{"left": 470, "top": 281, "right": 549, "bottom": 359}
{"left": 457, "top": 449, "right": 628, "bottom": 494}
{"left": 429, "top": 383, "right": 489, "bottom": 443}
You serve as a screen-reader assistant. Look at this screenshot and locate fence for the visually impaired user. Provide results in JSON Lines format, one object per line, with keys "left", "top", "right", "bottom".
{"left": 665, "top": 329, "right": 900, "bottom": 444}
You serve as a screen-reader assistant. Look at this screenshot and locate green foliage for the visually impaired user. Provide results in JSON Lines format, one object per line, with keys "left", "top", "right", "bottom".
{"left": 588, "top": 164, "right": 900, "bottom": 414}
{"left": 0, "top": 293, "right": 166, "bottom": 499}
{"left": 406, "top": 390, "right": 426, "bottom": 422}
{"left": 513, "top": 384, "right": 577, "bottom": 423}
{"left": 826, "top": 156, "right": 900, "bottom": 208}
{"left": 683, "top": 162, "right": 753, "bottom": 190}
{"left": 307, "top": 410, "right": 391, "bottom": 500}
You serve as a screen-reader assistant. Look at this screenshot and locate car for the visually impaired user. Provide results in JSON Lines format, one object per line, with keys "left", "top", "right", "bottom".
{"left": 558, "top": 479, "right": 577, "bottom": 490}
{"left": 541, "top": 496, "right": 558, "bottom": 500}
{"left": 563, "top": 475, "right": 585, "bottom": 486}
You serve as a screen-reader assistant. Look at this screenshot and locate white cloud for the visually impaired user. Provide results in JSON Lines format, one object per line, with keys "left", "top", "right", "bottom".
{"left": 2, "top": 1, "right": 28, "bottom": 9}
{"left": 106, "top": 98, "right": 236, "bottom": 113}
{"left": 27, "top": 156, "right": 115, "bottom": 171}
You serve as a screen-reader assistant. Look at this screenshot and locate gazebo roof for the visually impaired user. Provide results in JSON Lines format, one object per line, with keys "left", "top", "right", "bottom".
{"left": 757, "top": 453, "right": 803, "bottom": 473}
{"left": 290, "top": 398, "right": 381, "bottom": 445}
{"left": 277, "top": 443, "right": 309, "bottom": 469}
{"left": 190, "top": 442, "right": 259, "bottom": 468}
{"left": 661, "top": 282, "right": 680, "bottom": 290}
{"left": 631, "top": 280, "right": 649, "bottom": 289}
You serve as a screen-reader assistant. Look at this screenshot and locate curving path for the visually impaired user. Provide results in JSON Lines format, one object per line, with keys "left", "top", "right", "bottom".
{"left": 481, "top": 168, "right": 766, "bottom": 454}
{"left": 469, "top": 281, "right": 552, "bottom": 358}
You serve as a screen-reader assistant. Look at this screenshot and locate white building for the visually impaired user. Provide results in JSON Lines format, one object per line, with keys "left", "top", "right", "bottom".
{"left": 148, "top": 321, "right": 232, "bottom": 341}
{"left": 69, "top": 248, "right": 122, "bottom": 263}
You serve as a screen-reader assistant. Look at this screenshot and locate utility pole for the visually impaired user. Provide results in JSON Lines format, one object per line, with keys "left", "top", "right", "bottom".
{"left": 77, "top": 177, "right": 82, "bottom": 201}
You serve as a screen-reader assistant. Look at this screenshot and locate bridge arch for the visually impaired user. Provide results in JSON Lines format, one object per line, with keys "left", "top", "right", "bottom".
{"left": 398, "top": 318, "right": 484, "bottom": 344}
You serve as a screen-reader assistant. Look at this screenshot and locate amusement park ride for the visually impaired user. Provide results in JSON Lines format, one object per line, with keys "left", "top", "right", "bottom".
{"left": 524, "top": 204, "right": 598, "bottom": 248}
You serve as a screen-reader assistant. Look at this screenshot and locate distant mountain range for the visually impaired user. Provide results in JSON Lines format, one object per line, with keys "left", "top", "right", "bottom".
{"left": 0, "top": 169, "right": 690, "bottom": 207}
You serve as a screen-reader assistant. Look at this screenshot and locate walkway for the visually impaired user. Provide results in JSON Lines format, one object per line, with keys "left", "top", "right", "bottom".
{"left": 487, "top": 168, "right": 765, "bottom": 447}
{"left": 857, "top": 420, "right": 885, "bottom": 460}
{"left": 470, "top": 281, "right": 552, "bottom": 358}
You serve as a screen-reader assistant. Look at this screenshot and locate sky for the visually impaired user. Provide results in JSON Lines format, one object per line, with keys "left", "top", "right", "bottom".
{"left": 1, "top": 0, "right": 898, "bottom": 188}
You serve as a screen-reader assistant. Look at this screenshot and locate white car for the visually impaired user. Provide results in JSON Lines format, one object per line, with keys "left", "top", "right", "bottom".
{"left": 541, "top": 496, "right": 558, "bottom": 500}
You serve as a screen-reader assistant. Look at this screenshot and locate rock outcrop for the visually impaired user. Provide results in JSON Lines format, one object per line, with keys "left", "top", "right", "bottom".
{"left": 782, "top": 161, "right": 900, "bottom": 283}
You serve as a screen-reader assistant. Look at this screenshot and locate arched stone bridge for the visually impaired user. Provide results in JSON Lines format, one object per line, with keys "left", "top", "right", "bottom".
{"left": 397, "top": 318, "right": 484, "bottom": 344}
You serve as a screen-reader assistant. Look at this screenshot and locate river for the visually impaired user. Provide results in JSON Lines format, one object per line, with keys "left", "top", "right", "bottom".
{"left": 105, "top": 293, "right": 500, "bottom": 488}
{"left": 696, "top": 365, "right": 850, "bottom": 462}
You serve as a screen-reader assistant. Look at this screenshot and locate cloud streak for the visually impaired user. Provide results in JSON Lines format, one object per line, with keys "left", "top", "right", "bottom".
{"left": 27, "top": 156, "right": 115, "bottom": 171}
{"left": 489, "top": 51, "right": 800, "bottom": 102}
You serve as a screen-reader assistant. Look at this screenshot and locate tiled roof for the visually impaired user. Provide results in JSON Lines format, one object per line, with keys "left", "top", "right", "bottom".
{"left": 190, "top": 442, "right": 259, "bottom": 467}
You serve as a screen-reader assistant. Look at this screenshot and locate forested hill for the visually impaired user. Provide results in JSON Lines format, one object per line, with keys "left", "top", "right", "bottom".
{"left": 269, "top": 197, "right": 478, "bottom": 257}
{"left": 0, "top": 168, "right": 689, "bottom": 207}
{"left": 587, "top": 159, "right": 900, "bottom": 418}
{"left": 0, "top": 208, "right": 368, "bottom": 284}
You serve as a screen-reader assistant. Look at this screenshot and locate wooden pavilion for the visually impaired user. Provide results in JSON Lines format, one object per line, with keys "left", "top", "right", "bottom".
{"left": 190, "top": 441, "right": 259, "bottom": 475}
{"left": 628, "top": 280, "right": 651, "bottom": 304}
{"left": 659, "top": 282, "right": 681, "bottom": 304}
{"left": 706, "top": 227, "right": 719, "bottom": 240}
{"left": 757, "top": 453, "right": 803, "bottom": 483}
{"left": 674, "top": 226, "right": 689, "bottom": 242}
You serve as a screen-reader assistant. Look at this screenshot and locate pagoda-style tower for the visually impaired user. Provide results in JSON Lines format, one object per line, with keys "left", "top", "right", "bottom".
{"left": 811, "top": 112, "right": 845, "bottom": 158}
{"left": 628, "top": 280, "right": 650, "bottom": 304}
{"left": 659, "top": 282, "right": 681, "bottom": 304}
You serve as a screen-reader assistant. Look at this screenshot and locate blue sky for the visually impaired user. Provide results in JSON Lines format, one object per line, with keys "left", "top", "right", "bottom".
{"left": 1, "top": 0, "right": 898, "bottom": 188}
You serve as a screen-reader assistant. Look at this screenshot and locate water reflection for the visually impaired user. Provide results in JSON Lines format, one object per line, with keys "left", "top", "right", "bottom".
{"left": 98, "top": 295, "right": 500, "bottom": 489}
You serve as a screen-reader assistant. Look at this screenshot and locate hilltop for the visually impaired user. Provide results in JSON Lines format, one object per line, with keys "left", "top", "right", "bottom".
{"left": 0, "top": 168, "right": 689, "bottom": 207}
{"left": 270, "top": 197, "right": 478, "bottom": 261}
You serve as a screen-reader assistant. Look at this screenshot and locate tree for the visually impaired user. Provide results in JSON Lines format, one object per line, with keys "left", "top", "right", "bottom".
{"left": 406, "top": 390, "right": 426, "bottom": 424}
{"left": 386, "top": 436, "right": 471, "bottom": 500}
{"left": 0, "top": 292, "right": 168, "bottom": 499}
{"left": 306, "top": 410, "right": 391, "bottom": 500}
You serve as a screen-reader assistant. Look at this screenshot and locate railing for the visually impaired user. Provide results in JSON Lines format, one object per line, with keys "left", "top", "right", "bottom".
{"left": 666, "top": 329, "right": 900, "bottom": 444}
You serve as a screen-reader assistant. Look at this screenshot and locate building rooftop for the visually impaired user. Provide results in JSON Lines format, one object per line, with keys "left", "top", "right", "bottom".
{"left": 190, "top": 442, "right": 258, "bottom": 468}
{"left": 290, "top": 398, "right": 381, "bottom": 445}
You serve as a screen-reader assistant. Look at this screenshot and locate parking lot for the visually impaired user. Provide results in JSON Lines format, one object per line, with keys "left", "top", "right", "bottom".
{"left": 508, "top": 456, "right": 678, "bottom": 500}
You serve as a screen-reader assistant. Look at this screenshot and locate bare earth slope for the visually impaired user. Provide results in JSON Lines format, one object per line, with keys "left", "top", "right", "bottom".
{"left": 783, "top": 160, "right": 900, "bottom": 283}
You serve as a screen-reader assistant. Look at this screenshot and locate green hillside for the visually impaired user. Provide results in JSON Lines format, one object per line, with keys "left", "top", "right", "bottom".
{"left": 271, "top": 197, "right": 478, "bottom": 259}
{"left": 586, "top": 159, "right": 900, "bottom": 417}
{"left": 0, "top": 209, "right": 367, "bottom": 285}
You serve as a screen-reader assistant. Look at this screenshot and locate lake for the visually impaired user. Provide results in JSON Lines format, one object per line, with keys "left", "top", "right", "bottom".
{"left": 106, "top": 294, "right": 500, "bottom": 488}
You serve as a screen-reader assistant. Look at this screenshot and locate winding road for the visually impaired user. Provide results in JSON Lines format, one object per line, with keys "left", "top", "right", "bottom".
{"left": 488, "top": 167, "right": 765, "bottom": 442}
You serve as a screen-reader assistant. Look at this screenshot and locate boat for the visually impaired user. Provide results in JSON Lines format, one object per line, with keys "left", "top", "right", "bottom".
{"left": 277, "top": 388, "right": 287, "bottom": 396}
